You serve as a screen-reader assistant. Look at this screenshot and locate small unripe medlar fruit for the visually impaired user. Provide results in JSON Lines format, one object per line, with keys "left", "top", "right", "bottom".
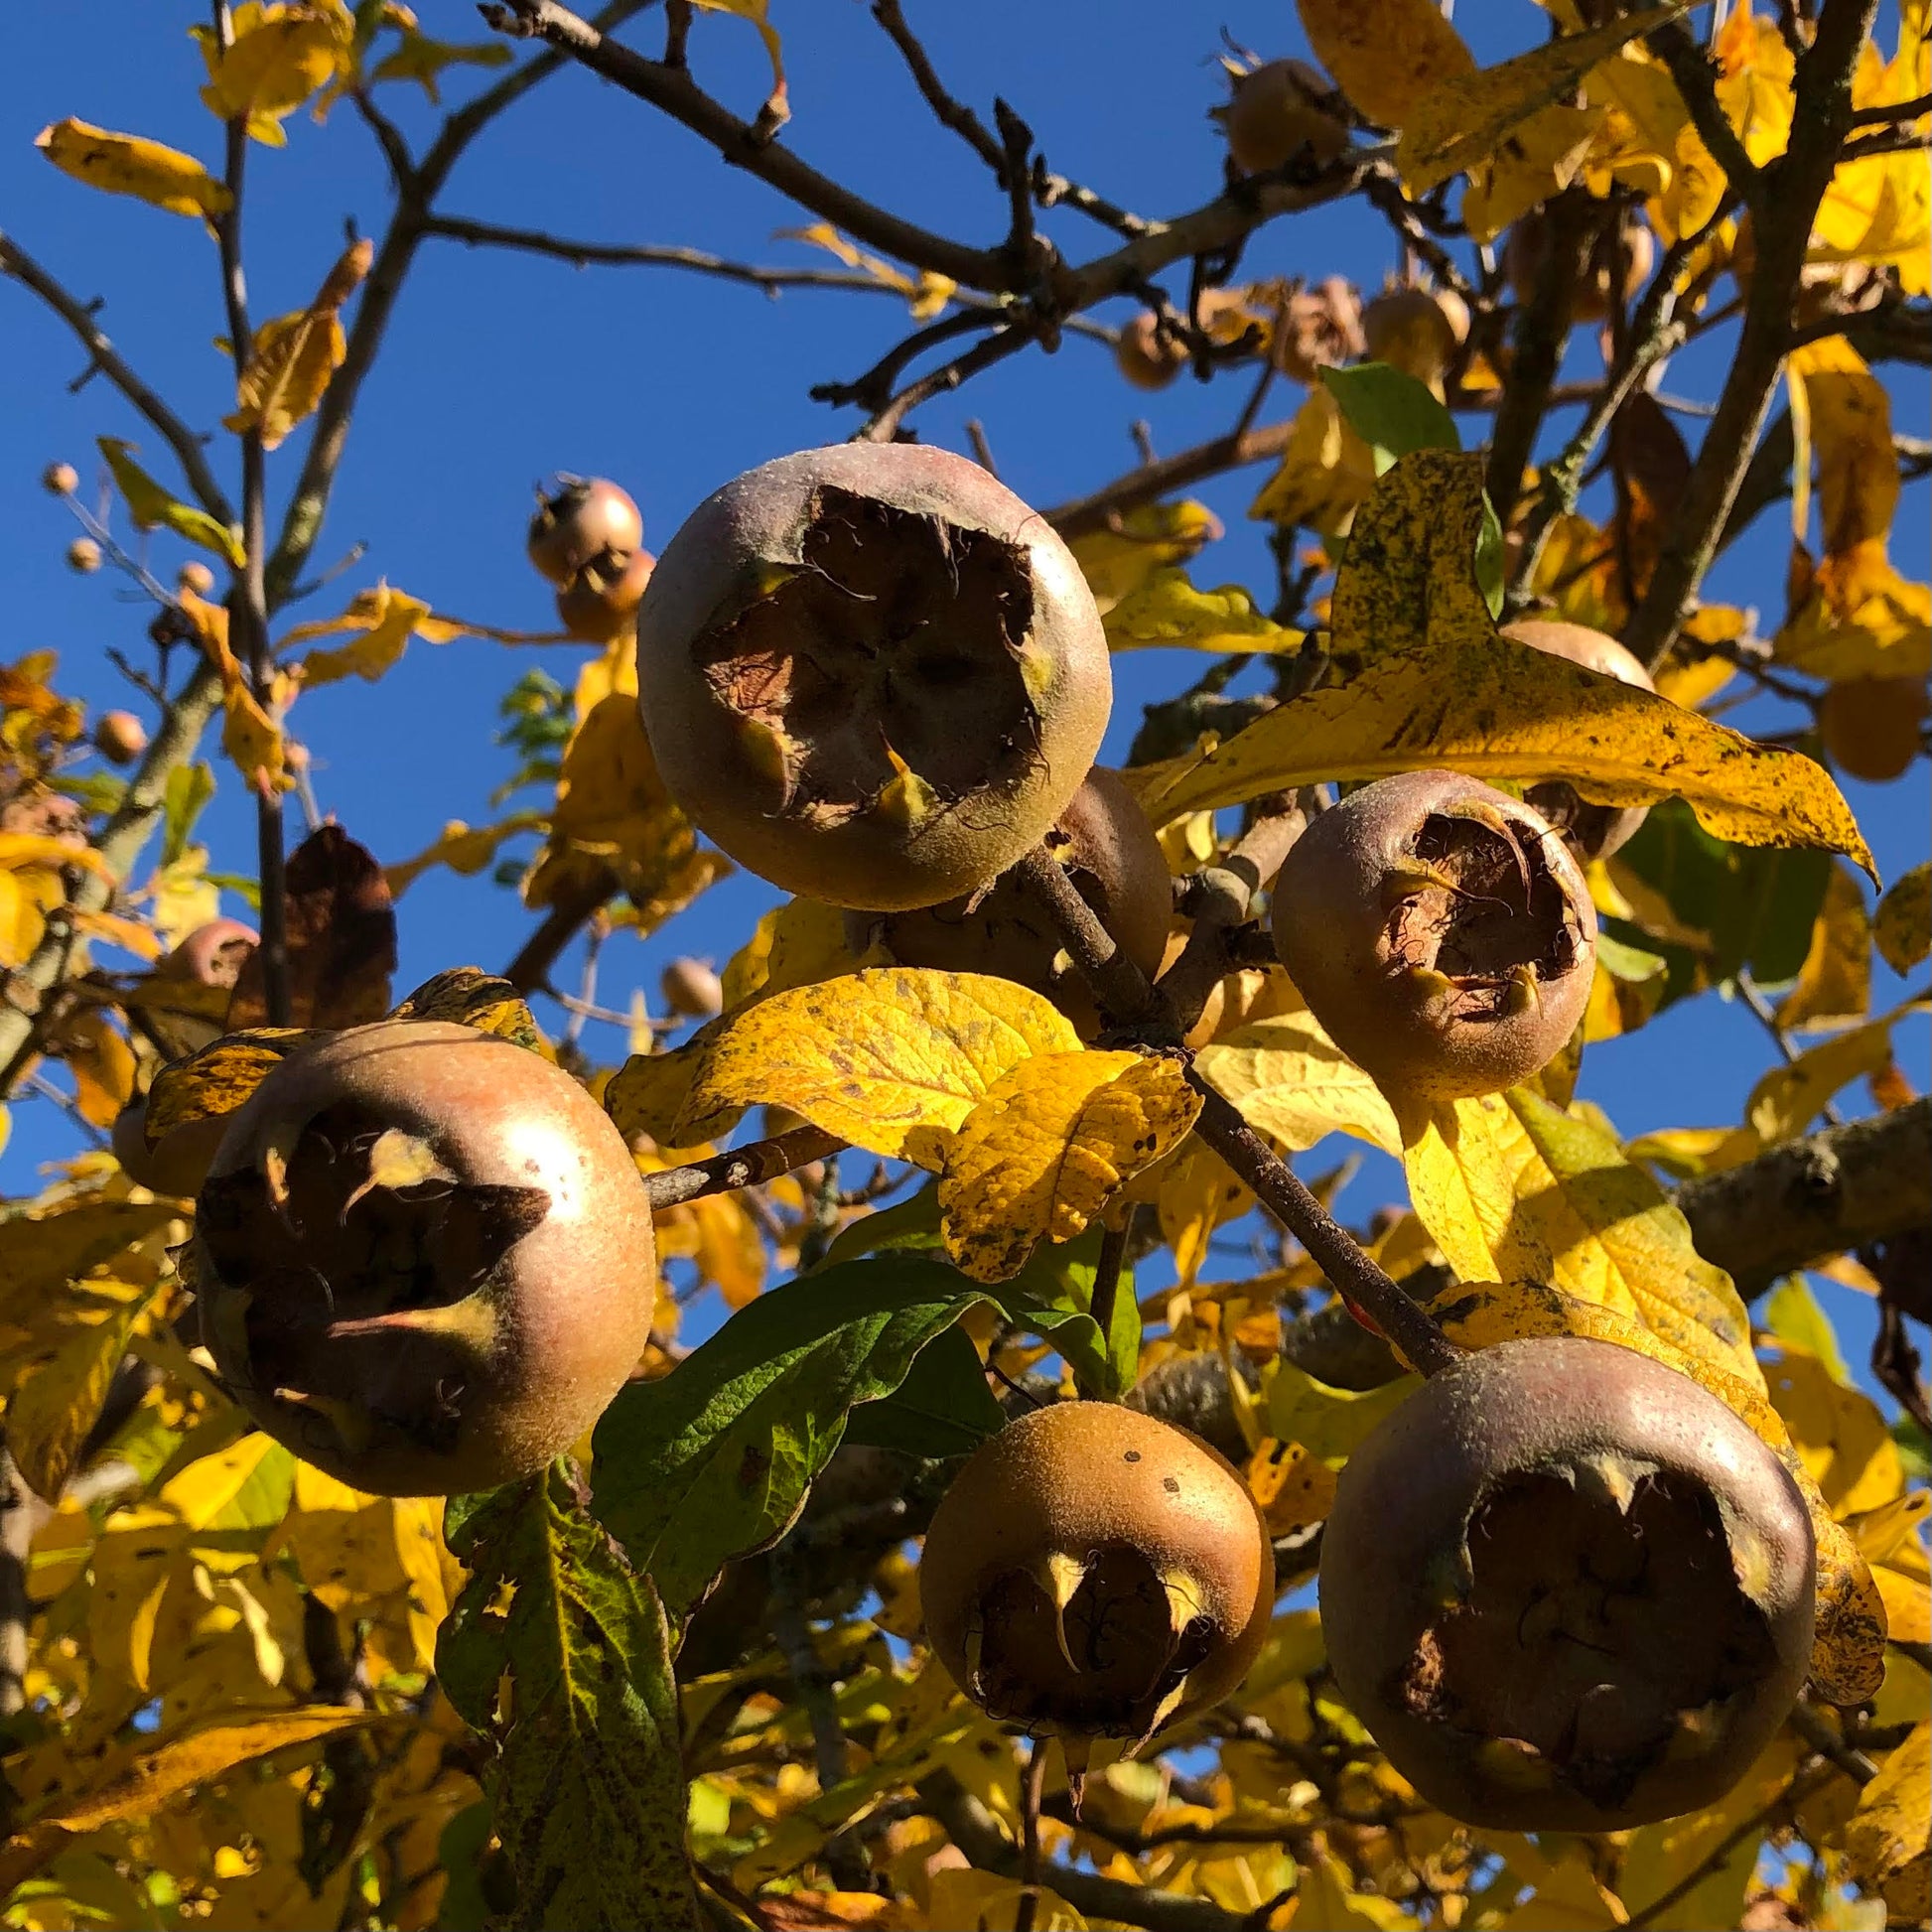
{"left": 636, "top": 443, "right": 1112, "bottom": 912}
{"left": 1271, "top": 770, "right": 1595, "bottom": 1105}
{"left": 1115, "top": 311, "right": 1189, "bottom": 391}
{"left": 43, "top": 462, "right": 79, "bottom": 496}
{"left": 1503, "top": 618, "right": 1657, "bottom": 860}
{"left": 93, "top": 710, "right": 149, "bottom": 765}
{"left": 1219, "top": 60, "right": 1348, "bottom": 175}
{"left": 526, "top": 476, "right": 644, "bottom": 587}
{"left": 178, "top": 560, "right": 217, "bottom": 597}
{"left": 67, "top": 537, "right": 102, "bottom": 574}
{"left": 1504, "top": 212, "right": 1656, "bottom": 326}
{"left": 1320, "top": 1336, "right": 1816, "bottom": 1831}
{"left": 165, "top": 917, "right": 259, "bottom": 990}
{"left": 660, "top": 956, "right": 724, "bottom": 1020}
{"left": 1363, "top": 287, "right": 1468, "bottom": 390}
{"left": 921, "top": 1402, "right": 1274, "bottom": 1742}
{"left": 195, "top": 1021, "right": 655, "bottom": 1496}
{"left": 878, "top": 767, "right": 1171, "bottom": 1039}
{"left": 555, "top": 547, "right": 654, "bottom": 643}
{"left": 1819, "top": 676, "right": 1926, "bottom": 783}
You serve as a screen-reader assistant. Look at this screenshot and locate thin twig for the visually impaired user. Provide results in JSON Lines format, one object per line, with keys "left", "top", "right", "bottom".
{"left": 643, "top": 1127, "right": 847, "bottom": 1211}
{"left": 870, "top": 0, "right": 1004, "bottom": 173}
{"left": 858, "top": 325, "right": 1035, "bottom": 441}
{"left": 1647, "top": 21, "right": 1764, "bottom": 212}
{"left": 1043, "top": 415, "right": 1299, "bottom": 538}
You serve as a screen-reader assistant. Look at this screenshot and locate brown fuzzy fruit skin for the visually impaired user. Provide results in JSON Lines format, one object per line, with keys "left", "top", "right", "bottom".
{"left": 1271, "top": 770, "right": 1596, "bottom": 1106}
{"left": 635, "top": 443, "right": 1112, "bottom": 912}
{"left": 93, "top": 711, "right": 149, "bottom": 765}
{"left": 1820, "top": 676, "right": 1927, "bottom": 783}
{"left": 165, "top": 917, "right": 259, "bottom": 989}
{"left": 921, "top": 1402, "right": 1275, "bottom": 1740}
{"left": 1221, "top": 61, "right": 1348, "bottom": 175}
{"left": 1320, "top": 1336, "right": 1816, "bottom": 1831}
{"left": 1503, "top": 618, "right": 1658, "bottom": 861}
{"left": 556, "top": 547, "right": 654, "bottom": 643}
{"left": 1115, "top": 311, "right": 1189, "bottom": 391}
{"left": 113, "top": 1092, "right": 226, "bottom": 1198}
{"left": 526, "top": 477, "right": 644, "bottom": 586}
{"left": 877, "top": 768, "right": 1171, "bottom": 1039}
{"left": 195, "top": 1021, "right": 655, "bottom": 1497}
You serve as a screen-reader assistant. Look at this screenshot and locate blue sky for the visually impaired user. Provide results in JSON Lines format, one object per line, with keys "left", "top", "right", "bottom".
{"left": 3, "top": 3, "right": 1925, "bottom": 1367}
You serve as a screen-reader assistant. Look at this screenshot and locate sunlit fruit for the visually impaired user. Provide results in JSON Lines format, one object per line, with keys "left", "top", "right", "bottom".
{"left": 178, "top": 560, "right": 217, "bottom": 597}
{"left": 67, "top": 537, "right": 101, "bottom": 574}
{"left": 1270, "top": 770, "right": 1596, "bottom": 1105}
{"left": 195, "top": 1021, "right": 656, "bottom": 1496}
{"left": 1320, "top": 1335, "right": 1816, "bottom": 1831}
{"left": 660, "top": 956, "right": 724, "bottom": 1020}
{"left": 1115, "top": 310, "right": 1189, "bottom": 391}
{"left": 920, "top": 1401, "right": 1274, "bottom": 1742}
{"left": 526, "top": 476, "right": 643, "bottom": 586}
{"left": 635, "top": 442, "right": 1112, "bottom": 912}
{"left": 1219, "top": 60, "right": 1348, "bottom": 175}
{"left": 92, "top": 710, "right": 149, "bottom": 765}
{"left": 1363, "top": 286, "right": 1468, "bottom": 392}
{"left": 43, "top": 462, "right": 78, "bottom": 496}
{"left": 555, "top": 546, "right": 654, "bottom": 643}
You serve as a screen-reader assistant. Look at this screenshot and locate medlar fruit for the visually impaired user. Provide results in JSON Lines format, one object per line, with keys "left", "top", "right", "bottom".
{"left": 1363, "top": 286, "right": 1468, "bottom": 393}
{"left": 1502, "top": 618, "right": 1657, "bottom": 860}
{"left": 921, "top": 1401, "right": 1274, "bottom": 1742}
{"left": 526, "top": 476, "right": 644, "bottom": 587}
{"left": 114, "top": 1090, "right": 225, "bottom": 1198}
{"left": 635, "top": 443, "right": 1112, "bottom": 912}
{"left": 1320, "top": 1335, "right": 1816, "bottom": 1831}
{"left": 1270, "top": 770, "right": 1595, "bottom": 1105}
{"left": 660, "top": 956, "right": 724, "bottom": 1020}
{"left": 165, "top": 916, "right": 259, "bottom": 989}
{"left": 93, "top": 710, "right": 149, "bottom": 765}
{"left": 1115, "top": 311, "right": 1190, "bottom": 391}
{"left": 1820, "top": 675, "right": 1926, "bottom": 783}
{"left": 178, "top": 560, "right": 217, "bottom": 597}
{"left": 556, "top": 546, "right": 654, "bottom": 643}
{"left": 1504, "top": 212, "right": 1656, "bottom": 326}
{"left": 1218, "top": 60, "right": 1348, "bottom": 175}
{"left": 1269, "top": 275, "right": 1366, "bottom": 383}
{"left": 876, "top": 767, "right": 1171, "bottom": 1038}
{"left": 195, "top": 1020, "right": 655, "bottom": 1496}
{"left": 43, "top": 462, "right": 79, "bottom": 496}
{"left": 67, "top": 537, "right": 101, "bottom": 574}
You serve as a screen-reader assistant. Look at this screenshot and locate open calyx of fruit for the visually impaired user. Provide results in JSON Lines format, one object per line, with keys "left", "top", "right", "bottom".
{"left": 167, "top": 445, "right": 1826, "bottom": 1838}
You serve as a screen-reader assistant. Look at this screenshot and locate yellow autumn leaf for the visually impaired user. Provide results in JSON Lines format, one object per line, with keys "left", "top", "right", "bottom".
{"left": 96, "top": 440, "right": 245, "bottom": 565}
{"left": 719, "top": 895, "right": 871, "bottom": 1011}
{"left": 2, "top": 1276, "right": 164, "bottom": 1503}
{"left": 1194, "top": 1010, "right": 1402, "bottom": 1157}
{"left": 925, "top": 1869, "right": 1087, "bottom": 1932}
{"left": 781, "top": 222, "right": 956, "bottom": 320}
{"left": 1400, "top": 1086, "right": 1760, "bottom": 1384}
{"left": 1874, "top": 861, "right": 1930, "bottom": 973}
{"left": 1137, "top": 1134, "right": 1250, "bottom": 1289}
{"left": 1068, "top": 500, "right": 1224, "bottom": 610}
{"left": 1460, "top": 101, "right": 1604, "bottom": 245}
{"left": 1581, "top": 44, "right": 1725, "bottom": 243}
{"left": 1744, "top": 999, "right": 1929, "bottom": 1144}
{"left": 1100, "top": 570, "right": 1301, "bottom": 655}
{"left": 384, "top": 965, "right": 550, "bottom": 1055}
{"left": 1395, "top": 6, "right": 1677, "bottom": 194}
{"left": 1778, "top": 862, "right": 1871, "bottom": 1032}
{"left": 937, "top": 1050, "right": 1200, "bottom": 1282}
{"left": 367, "top": 28, "right": 512, "bottom": 102}
{"left": 35, "top": 118, "right": 233, "bottom": 218}
{"left": 1139, "top": 452, "right": 1875, "bottom": 877}
{"left": 224, "top": 237, "right": 369, "bottom": 449}
{"left": 191, "top": 4, "right": 350, "bottom": 145}
{"left": 0, "top": 831, "right": 114, "bottom": 882}
{"left": 1845, "top": 1720, "right": 1931, "bottom": 1923}
{"left": 383, "top": 811, "right": 545, "bottom": 896}
{"left": 1423, "top": 1280, "right": 1886, "bottom": 1706}
{"left": 282, "top": 580, "right": 429, "bottom": 685}
{"left": 1247, "top": 1437, "right": 1338, "bottom": 1534}
{"left": 144, "top": 1028, "right": 322, "bottom": 1142}
{"left": 607, "top": 968, "right": 1079, "bottom": 1162}
{"left": 1248, "top": 382, "right": 1379, "bottom": 533}
{"left": 1289, "top": 1852, "right": 1414, "bottom": 1931}
{"left": 173, "top": 590, "right": 289, "bottom": 793}
{"left": 1764, "top": 1348, "right": 1904, "bottom": 1518}
{"left": 1296, "top": 0, "right": 1474, "bottom": 130}
{"left": 691, "top": 0, "right": 786, "bottom": 125}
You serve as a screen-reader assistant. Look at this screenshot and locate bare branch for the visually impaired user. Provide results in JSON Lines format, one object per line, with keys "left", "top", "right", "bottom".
{"left": 870, "top": 0, "right": 1004, "bottom": 174}
{"left": 643, "top": 1127, "right": 847, "bottom": 1210}
{"left": 1, "top": 231, "right": 235, "bottom": 524}
{"left": 1647, "top": 21, "right": 1764, "bottom": 212}
{"left": 856, "top": 323, "right": 1035, "bottom": 441}
{"left": 1043, "top": 415, "right": 1298, "bottom": 538}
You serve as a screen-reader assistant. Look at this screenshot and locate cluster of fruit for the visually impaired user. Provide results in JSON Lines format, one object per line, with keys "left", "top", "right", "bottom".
{"left": 124, "top": 440, "right": 1815, "bottom": 1835}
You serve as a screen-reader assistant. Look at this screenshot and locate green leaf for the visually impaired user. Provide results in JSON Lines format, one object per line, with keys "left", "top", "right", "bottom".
{"left": 439, "top": 1464, "right": 700, "bottom": 1932}
{"left": 1320, "top": 362, "right": 1460, "bottom": 472}
{"left": 1595, "top": 929, "right": 1670, "bottom": 983}
{"left": 816, "top": 1181, "right": 944, "bottom": 1266}
{"left": 841, "top": 1323, "right": 1004, "bottom": 1458}
{"left": 161, "top": 761, "right": 215, "bottom": 868}
{"left": 96, "top": 439, "right": 245, "bottom": 565}
{"left": 1475, "top": 491, "right": 1506, "bottom": 619}
{"left": 994, "top": 1225, "right": 1137, "bottom": 1399}
{"left": 591, "top": 1255, "right": 982, "bottom": 1620}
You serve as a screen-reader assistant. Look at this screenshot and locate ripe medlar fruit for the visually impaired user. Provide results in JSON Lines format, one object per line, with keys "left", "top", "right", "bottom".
{"left": 1504, "top": 212, "right": 1656, "bottom": 326}
{"left": 195, "top": 1020, "right": 655, "bottom": 1497}
{"left": 1502, "top": 618, "right": 1657, "bottom": 861}
{"left": 1820, "top": 676, "right": 1926, "bottom": 783}
{"left": 526, "top": 476, "right": 644, "bottom": 587}
{"left": 1218, "top": 60, "right": 1348, "bottom": 175}
{"left": 921, "top": 1401, "right": 1274, "bottom": 1743}
{"left": 1269, "top": 275, "right": 1366, "bottom": 383}
{"left": 1114, "top": 311, "right": 1190, "bottom": 391}
{"left": 93, "top": 710, "right": 149, "bottom": 766}
{"left": 876, "top": 767, "right": 1171, "bottom": 1039}
{"left": 1363, "top": 286, "right": 1468, "bottom": 392}
{"left": 1320, "top": 1336, "right": 1816, "bottom": 1831}
{"left": 635, "top": 443, "right": 1112, "bottom": 912}
{"left": 556, "top": 546, "right": 654, "bottom": 643}
{"left": 1270, "top": 770, "right": 1595, "bottom": 1105}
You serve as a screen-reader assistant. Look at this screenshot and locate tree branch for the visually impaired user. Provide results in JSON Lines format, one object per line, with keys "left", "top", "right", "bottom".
{"left": 1647, "top": 21, "right": 1764, "bottom": 213}
{"left": 643, "top": 1127, "right": 846, "bottom": 1210}
{"left": 0, "top": 231, "right": 236, "bottom": 524}
{"left": 1624, "top": 0, "right": 1882, "bottom": 667}
{"left": 870, "top": 0, "right": 1005, "bottom": 175}
{"left": 1043, "top": 416, "right": 1298, "bottom": 538}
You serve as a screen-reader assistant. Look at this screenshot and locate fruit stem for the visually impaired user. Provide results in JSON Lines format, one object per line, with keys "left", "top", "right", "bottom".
{"left": 1012, "top": 839, "right": 1463, "bottom": 1378}
{"left": 1017, "top": 1738, "right": 1047, "bottom": 1932}
{"left": 1081, "top": 1219, "right": 1131, "bottom": 1400}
